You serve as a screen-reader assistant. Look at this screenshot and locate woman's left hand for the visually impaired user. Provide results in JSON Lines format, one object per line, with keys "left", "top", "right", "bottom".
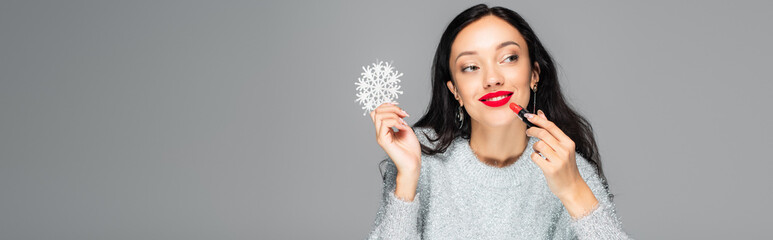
{"left": 525, "top": 110, "right": 595, "bottom": 206}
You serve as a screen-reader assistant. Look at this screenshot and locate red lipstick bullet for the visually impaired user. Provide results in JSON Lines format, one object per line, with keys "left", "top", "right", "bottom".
{"left": 509, "top": 102, "right": 536, "bottom": 128}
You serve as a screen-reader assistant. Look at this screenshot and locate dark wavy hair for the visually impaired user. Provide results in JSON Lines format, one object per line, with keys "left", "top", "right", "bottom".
{"left": 408, "top": 3, "right": 612, "bottom": 195}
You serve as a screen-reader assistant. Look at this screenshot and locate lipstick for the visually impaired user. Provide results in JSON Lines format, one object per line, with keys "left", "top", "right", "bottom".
{"left": 509, "top": 102, "right": 536, "bottom": 128}
{"left": 478, "top": 91, "right": 514, "bottom": 107}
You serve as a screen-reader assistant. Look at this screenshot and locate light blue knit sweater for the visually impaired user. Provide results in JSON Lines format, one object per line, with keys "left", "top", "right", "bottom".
{"left": 366, "top": 127, "right": 632, "bottom": 239}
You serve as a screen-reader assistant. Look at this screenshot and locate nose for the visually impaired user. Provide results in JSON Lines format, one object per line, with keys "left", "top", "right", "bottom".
{"left": 483, "top": 66, "right": 504, "bottom": 88}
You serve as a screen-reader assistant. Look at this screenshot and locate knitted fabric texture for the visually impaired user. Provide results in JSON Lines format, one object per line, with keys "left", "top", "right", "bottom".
{"left": 366, "top": 127, "right": 632, "bottom": 240}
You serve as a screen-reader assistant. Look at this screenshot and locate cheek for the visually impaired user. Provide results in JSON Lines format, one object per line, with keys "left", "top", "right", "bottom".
{"left": 456, "top": 82, "right": 477, "bottom": 101}
{"left": 503, "top": 68, "right": 531, "bottom": 83}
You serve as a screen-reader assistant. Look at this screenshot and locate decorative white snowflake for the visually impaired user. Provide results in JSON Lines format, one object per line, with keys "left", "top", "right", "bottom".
{"left": 355, "top": 60, "right": 404, "bottom": 116}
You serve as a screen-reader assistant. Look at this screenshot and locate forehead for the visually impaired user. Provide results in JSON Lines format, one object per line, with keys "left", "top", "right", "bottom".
{"left": 451, "top": 15, "right": 526, "bottom": 57}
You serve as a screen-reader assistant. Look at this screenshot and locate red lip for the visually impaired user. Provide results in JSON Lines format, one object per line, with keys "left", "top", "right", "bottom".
{"left": 479, "top": 91, "right": 514, "bottom": 107}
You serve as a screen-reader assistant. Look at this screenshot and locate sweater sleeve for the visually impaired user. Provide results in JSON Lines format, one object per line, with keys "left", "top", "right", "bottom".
{"left": 366, "top": 159, "right": 421, "bottom": 240}
{"left": 562, "top": 154, "right": 633, "bottom": 240}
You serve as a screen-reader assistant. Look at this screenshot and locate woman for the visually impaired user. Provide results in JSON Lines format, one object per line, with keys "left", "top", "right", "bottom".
{"left": 366, "top": 4, "right": 631, "bottom": 240}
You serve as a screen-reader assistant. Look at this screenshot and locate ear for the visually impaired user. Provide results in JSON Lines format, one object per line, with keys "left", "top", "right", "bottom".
{"left": 530, "top": 61, "right": 541, "bottom": 87}
{"left": 446, "top": 80, "right": 462, "bottom": 106}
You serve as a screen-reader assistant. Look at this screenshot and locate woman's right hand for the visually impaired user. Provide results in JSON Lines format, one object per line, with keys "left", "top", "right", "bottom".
{"left": 370, "top": 102, "right": 421, "bottom": 178}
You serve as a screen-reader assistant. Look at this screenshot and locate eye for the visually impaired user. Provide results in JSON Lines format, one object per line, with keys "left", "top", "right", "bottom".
{"left": 462, "top": 65, "right": 479, "bottom": 72}
{"left": 504, "top": 54, "right": 519, "bottom": 63}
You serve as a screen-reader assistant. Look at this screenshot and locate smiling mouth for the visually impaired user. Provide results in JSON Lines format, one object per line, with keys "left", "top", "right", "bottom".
{"left": 481, "top": 93, "right": 514, "bottom": 102}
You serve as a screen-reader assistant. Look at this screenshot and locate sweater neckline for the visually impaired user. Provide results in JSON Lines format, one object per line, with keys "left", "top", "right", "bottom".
{"left": 447, "top": 135, "right": 540, "bottom": 188}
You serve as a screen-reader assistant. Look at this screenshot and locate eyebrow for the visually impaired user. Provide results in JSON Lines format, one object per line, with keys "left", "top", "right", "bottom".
{"left": 454, "top": 41, "right": 521, "bottom": 63}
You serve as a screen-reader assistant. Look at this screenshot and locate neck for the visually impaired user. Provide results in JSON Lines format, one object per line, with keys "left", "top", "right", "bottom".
{"left": 469, "top": 119, "right": 529, "bottom": 168}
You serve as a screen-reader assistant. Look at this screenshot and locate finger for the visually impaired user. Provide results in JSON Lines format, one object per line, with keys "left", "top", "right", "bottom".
{"left": 375, "top": 103, "right": 409, "bottom": 118}
{"left": 370, "top": 102, "right": 398, "bottom": 124}
{"left": 374, "top": 110, "right": 406, "bottom": 135}
{"left": 526, "top": 110, "right": 572, "bottom": 144}
{"left": 533, "top": 140, "right": 560, "bottom": 164}
{"left": 392, "top": 118, "right": 413, "bottom": 133}
{"left": 530, "top": 151, "right": 550, "bottom": 170}
{"left": 373, "top": 105, "right": 408, "bottom": 127}
{"left": 373, "top": 105, "right": 409, "bottom": 132}
{"left": 532, "top": 139, "right": 557, "bottom": 159}
{"left": 377, "top": 101, "right": 400, "bottom": 109}
{"left": 379, "top": 118, "right": 406, "bottom": 140}
{"left": 526, "top": 126, "right": 565, "bottom": 155}
{"left": 373, "top": 111, "right": 381, "bottom": 135}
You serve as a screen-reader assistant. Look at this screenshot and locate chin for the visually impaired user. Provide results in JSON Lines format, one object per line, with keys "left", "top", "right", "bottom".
{"left": 478, "top": 110, "right": 517, "bottom": 128}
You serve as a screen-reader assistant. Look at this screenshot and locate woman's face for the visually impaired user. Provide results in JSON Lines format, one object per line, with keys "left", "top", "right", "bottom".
{"left": 447, "top": 15, "right": 540, "bottom": 129}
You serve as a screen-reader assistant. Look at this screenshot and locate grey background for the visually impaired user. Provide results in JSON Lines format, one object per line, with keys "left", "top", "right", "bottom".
{"left": 1, "top": 0, "right": 771, "bottom": 239}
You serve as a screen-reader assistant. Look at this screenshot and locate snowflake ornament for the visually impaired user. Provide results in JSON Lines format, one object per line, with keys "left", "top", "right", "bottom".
{"left": 355, "top": 60, "right": 404, "bottom": 116}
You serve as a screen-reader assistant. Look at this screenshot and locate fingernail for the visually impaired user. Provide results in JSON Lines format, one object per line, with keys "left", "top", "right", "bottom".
{"left": 400, "top": 118, "right": 408, "bottom": 126}
{"left": 525, "top": 113, "right": 535, "bottom": 119}
{"left": 401, "top": 110, "right": 409, "bottom": 117}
